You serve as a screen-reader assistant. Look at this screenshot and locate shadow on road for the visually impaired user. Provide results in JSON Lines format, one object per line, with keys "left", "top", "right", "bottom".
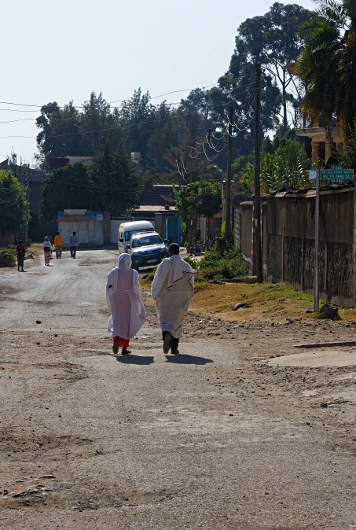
{"left": 114, "top": 354, "right": 154, "bottom": 365}
{"left": 165, "top": 354, "right": 213, "bottom": 365}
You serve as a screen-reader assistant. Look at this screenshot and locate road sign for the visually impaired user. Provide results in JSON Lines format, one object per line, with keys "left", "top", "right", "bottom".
{"left": 320, "top": 169, "right": 354, "bottom": 180}
{"left": 329, "top": 164, "right": 344, "bottom": 170}
{"left": 309, "top": 170, "right": 317, "bottom": 180}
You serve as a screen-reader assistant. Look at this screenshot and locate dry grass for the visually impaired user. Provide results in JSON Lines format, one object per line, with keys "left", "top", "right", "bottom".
{"left": 141, "top": 279, "right": 356, "bottom": 322}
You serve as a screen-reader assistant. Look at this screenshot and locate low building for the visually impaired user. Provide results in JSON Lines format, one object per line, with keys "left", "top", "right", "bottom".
{"left": 57, "top": 210, "right": 108, "bottom": 247}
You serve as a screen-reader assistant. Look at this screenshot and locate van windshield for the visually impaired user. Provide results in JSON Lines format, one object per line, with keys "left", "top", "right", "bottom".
{"left": 124, "top": 228, "right": 152, "bottom": 241}
{"left": 132, "top": 234, "right": 163, "bottom": 248}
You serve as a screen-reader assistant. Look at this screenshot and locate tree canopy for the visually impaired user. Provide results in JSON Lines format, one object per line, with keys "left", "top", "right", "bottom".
{"left": 32, "top": 4, "right": 316, "bottom": 194}
{"left": 0, "top": 170, "right": 27, "bottom": 235}
{"left": 39, "top": 142, "right": 143, "bottom": 221}
{"left": 297, "top": 0, "right": 356, "bottom": 135}
{"left": 39, "top": 161, "right": 94, "bottom": 221}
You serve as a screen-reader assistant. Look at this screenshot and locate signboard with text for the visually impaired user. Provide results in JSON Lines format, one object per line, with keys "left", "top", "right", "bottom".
{"left": 64, "top": 209, "right": 87, "bottom": 216}
{"left": 309, "top": 168, "right": 354, "bottom": 183}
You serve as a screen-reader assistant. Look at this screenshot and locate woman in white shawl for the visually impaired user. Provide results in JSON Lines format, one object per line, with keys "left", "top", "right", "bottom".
{"left": 106, "top": 253, "right": 146, "bottom": 354}
{"left": 151, "top": 243, "right": 194, "bottom": 355}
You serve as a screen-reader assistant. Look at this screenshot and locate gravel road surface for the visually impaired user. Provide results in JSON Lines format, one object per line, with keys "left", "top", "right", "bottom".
{"left": 0, "top": 247, "right": 356, "bottom": 529}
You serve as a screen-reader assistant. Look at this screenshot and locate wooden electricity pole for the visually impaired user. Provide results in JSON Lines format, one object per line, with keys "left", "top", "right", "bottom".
{"left": 314, "top": 170, "right": 320, "bottom": 311}
{"left": 254, "top": 63, "right": 263, "bottom": 283}
{"left": 226, "top": 106, "right": 233, "bottom": 240}
{"left": 25, "top": 165, "right": 30, "bottom": 247}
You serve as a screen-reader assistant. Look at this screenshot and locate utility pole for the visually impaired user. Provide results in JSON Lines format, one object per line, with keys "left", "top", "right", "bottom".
{"left": 254, "top": 63, "right": 263, "bottom": 283}
{"left": 314, "top": 170, "right": 320, "bottom": 312}
{"left": 226, "top": 106, "right": 233, "bottom": 240}
{"left": 25, "top": 165, "right": 30, "bottom": 247}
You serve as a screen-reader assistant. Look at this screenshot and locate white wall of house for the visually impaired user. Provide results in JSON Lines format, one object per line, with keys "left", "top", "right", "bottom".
{"left": 58, "top": 218, "right": 103, "bottom": 247}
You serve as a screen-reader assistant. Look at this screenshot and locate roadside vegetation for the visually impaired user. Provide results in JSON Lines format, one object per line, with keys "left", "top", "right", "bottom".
{"left": 0, "top": 248, "right": 16, "bottom": 267}
{"left": 188, "top": 249, "right": 247, "bottom": 281}
{"left": 141, "top": 274, "right": 356, "bottom": 321}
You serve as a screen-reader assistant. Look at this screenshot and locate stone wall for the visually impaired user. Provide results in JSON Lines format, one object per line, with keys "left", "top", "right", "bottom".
{"left": 234, "top": 187, "right": 355, "bottom": 307}
{"left": 264, "top": 188, "right": 354, "bottom": 307}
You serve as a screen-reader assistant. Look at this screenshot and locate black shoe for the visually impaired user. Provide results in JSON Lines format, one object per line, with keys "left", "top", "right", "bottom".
{"left": 163, "top": 333, "right": 171, "bottom": 354}
{"left": 112, "top": 338, "right": 119, "bottom": 354}
{"left": 171, "top": 348, "right": 179, "bottom": 355}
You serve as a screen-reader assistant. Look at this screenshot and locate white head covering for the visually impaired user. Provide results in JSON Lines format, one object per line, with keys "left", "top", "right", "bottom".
{"left": 118, "top": 253, "right": 131, "bottom": 270}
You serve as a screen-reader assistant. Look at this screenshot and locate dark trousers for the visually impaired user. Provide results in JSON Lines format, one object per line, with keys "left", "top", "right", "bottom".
{"left": 70, "top": 246, "right": 76, "bottom": 258}
{"left": 162, "top": 331, "right": 179, "bottom": 349}
{"left": 17, "top": 255, "right": 24, "bottom": 270}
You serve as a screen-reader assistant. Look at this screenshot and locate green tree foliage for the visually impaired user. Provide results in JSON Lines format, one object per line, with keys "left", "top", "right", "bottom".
{"left": 36, "top": 101, "right": 84, "bottom": 164}
{"left": 118, "top": 88, "right": 154, "bottom": 166}
{"left": 197, "top": 249, "right": 247, "bottom": 280}
{"left": 176, "top": 181, "right": 222, "bottom": 244}
{"left": 90, "top": 139, "right": 143, "bottom": 216}
{"left": 39, "top": 162, "right": 94, "bottom": 221}
{"left": 341, "top": 125, "right": 356, "bottom": 169}
{"left": 164, "top": 130, "right": 207, "bottom": 185}
{"left": 297, "top": 0, "right": 356, "bottom": 134}
{"left": 260, "top": 143, "right": 310, "bottom": 191}
{"left": 39, "top": 143, "right": 143, "bottom": 221}
{"left": 196, "top": 181, "right": 222, "bottom": 237}
{"left": 34, "top": 4, "right": 312, "bottom": 183}
{"left": 0, "top": 170, "right": 27, "bottom": 235}
{"left": 233, "top": 130, "right": 311, "bottom": 192}
{"left": 209, "top": 2, "right": 311, "bottom": 158}
{"left": 80, "top": 92, "right": 119, "bottom": 156}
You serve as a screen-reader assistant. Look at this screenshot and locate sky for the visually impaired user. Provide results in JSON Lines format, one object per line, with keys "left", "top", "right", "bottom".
{"left": 1, "top": 0, "right": 315, "bottom": 165}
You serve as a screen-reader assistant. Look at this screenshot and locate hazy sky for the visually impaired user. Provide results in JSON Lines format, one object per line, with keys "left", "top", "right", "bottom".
{"left": 1, "top": 0, "right": 315, "bottom": 165}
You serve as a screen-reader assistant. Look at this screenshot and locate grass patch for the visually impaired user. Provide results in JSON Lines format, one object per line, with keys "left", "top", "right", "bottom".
{"left": 139, "top": 256, "right": 356, "bottom": 322}
{"left": 188, "top": 281, "right": 343, "bottom": 321}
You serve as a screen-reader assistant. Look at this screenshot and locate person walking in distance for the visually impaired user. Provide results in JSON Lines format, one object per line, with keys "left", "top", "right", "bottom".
{"left": 106, "top": 253, "right": 146, "bottom": 355}
{"left": 54, "top": 231, "right": 63, "bottom": 258}
{"left": 43, "top": 237, "right": 52, "bottom": 266}
{"left": 16, "top": 240, "right": 26, "bottom": 272}
{"left": 70, "top": 231, "right": 78, "bottom": 258}
{"left": 151, "top": 243, "right": 195, "bottom": 355}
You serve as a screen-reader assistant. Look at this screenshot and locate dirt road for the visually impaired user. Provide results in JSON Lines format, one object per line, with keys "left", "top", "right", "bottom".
{"left": 0, "top": 247, "right": 356, "bottom": 529}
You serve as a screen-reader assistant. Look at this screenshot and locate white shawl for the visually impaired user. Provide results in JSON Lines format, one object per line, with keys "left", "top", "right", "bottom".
{"left": 151, "top": 255, "right": 195, "bottom": 338}
{"left": 106, "top": 254, "right": 146, "bottom": 337}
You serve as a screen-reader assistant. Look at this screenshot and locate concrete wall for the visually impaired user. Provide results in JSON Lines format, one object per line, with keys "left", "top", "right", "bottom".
{"left": 233, "top": 187, "right": 355, "bottom": 307}
{"left": 239, "top": 202, "right": 253, "bottom": 274}
{"left": 58, "top": 218, "right": 103, "bottom": 247}
{"left": 154, "top": 212, "right": 179, "bottom": 240}
{"left": 0, "top": 233, "right": 16, "bottom": 247}
{"left": 263, "top": 188, "right": 354, "bottom": 306}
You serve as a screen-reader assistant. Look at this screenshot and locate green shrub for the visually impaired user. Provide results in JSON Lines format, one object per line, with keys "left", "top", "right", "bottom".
{"left": 145, "top": 267, "right": 157, "bottom": 281}
{"left": 198, "top": 249, "right": 247, "bottom": 280}
{"left": 0, "top": 248, "right": 16, "bottom": 267}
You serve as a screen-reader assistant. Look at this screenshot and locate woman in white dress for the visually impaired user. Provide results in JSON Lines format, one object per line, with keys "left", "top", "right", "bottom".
{"left": 106, "top": 254, "right": 146, "bottom": 355}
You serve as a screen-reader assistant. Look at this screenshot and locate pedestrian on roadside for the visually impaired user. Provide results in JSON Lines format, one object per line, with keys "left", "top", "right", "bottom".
{"left": 54, "top": 231, "right": 63, "bottom": 258}
{"left": 189, "top": 237, "right": 202, "bottom": 256}
{"left": 16, "top": 240, "right": 26, "bottom": 272}
{"left": 70, "top": 231, "right": 78, "bottom": 259}
{"left": 151, "top": 243, "right": 195, "bottom": 355}
{"left": 45, "top": 232, "right": 53, "bottom": 245}
{"left": 43, "top": 237, "right": 52, "bottom": 266}
{"left": 106, "top": 253, "right": 146, "bottom": 355}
